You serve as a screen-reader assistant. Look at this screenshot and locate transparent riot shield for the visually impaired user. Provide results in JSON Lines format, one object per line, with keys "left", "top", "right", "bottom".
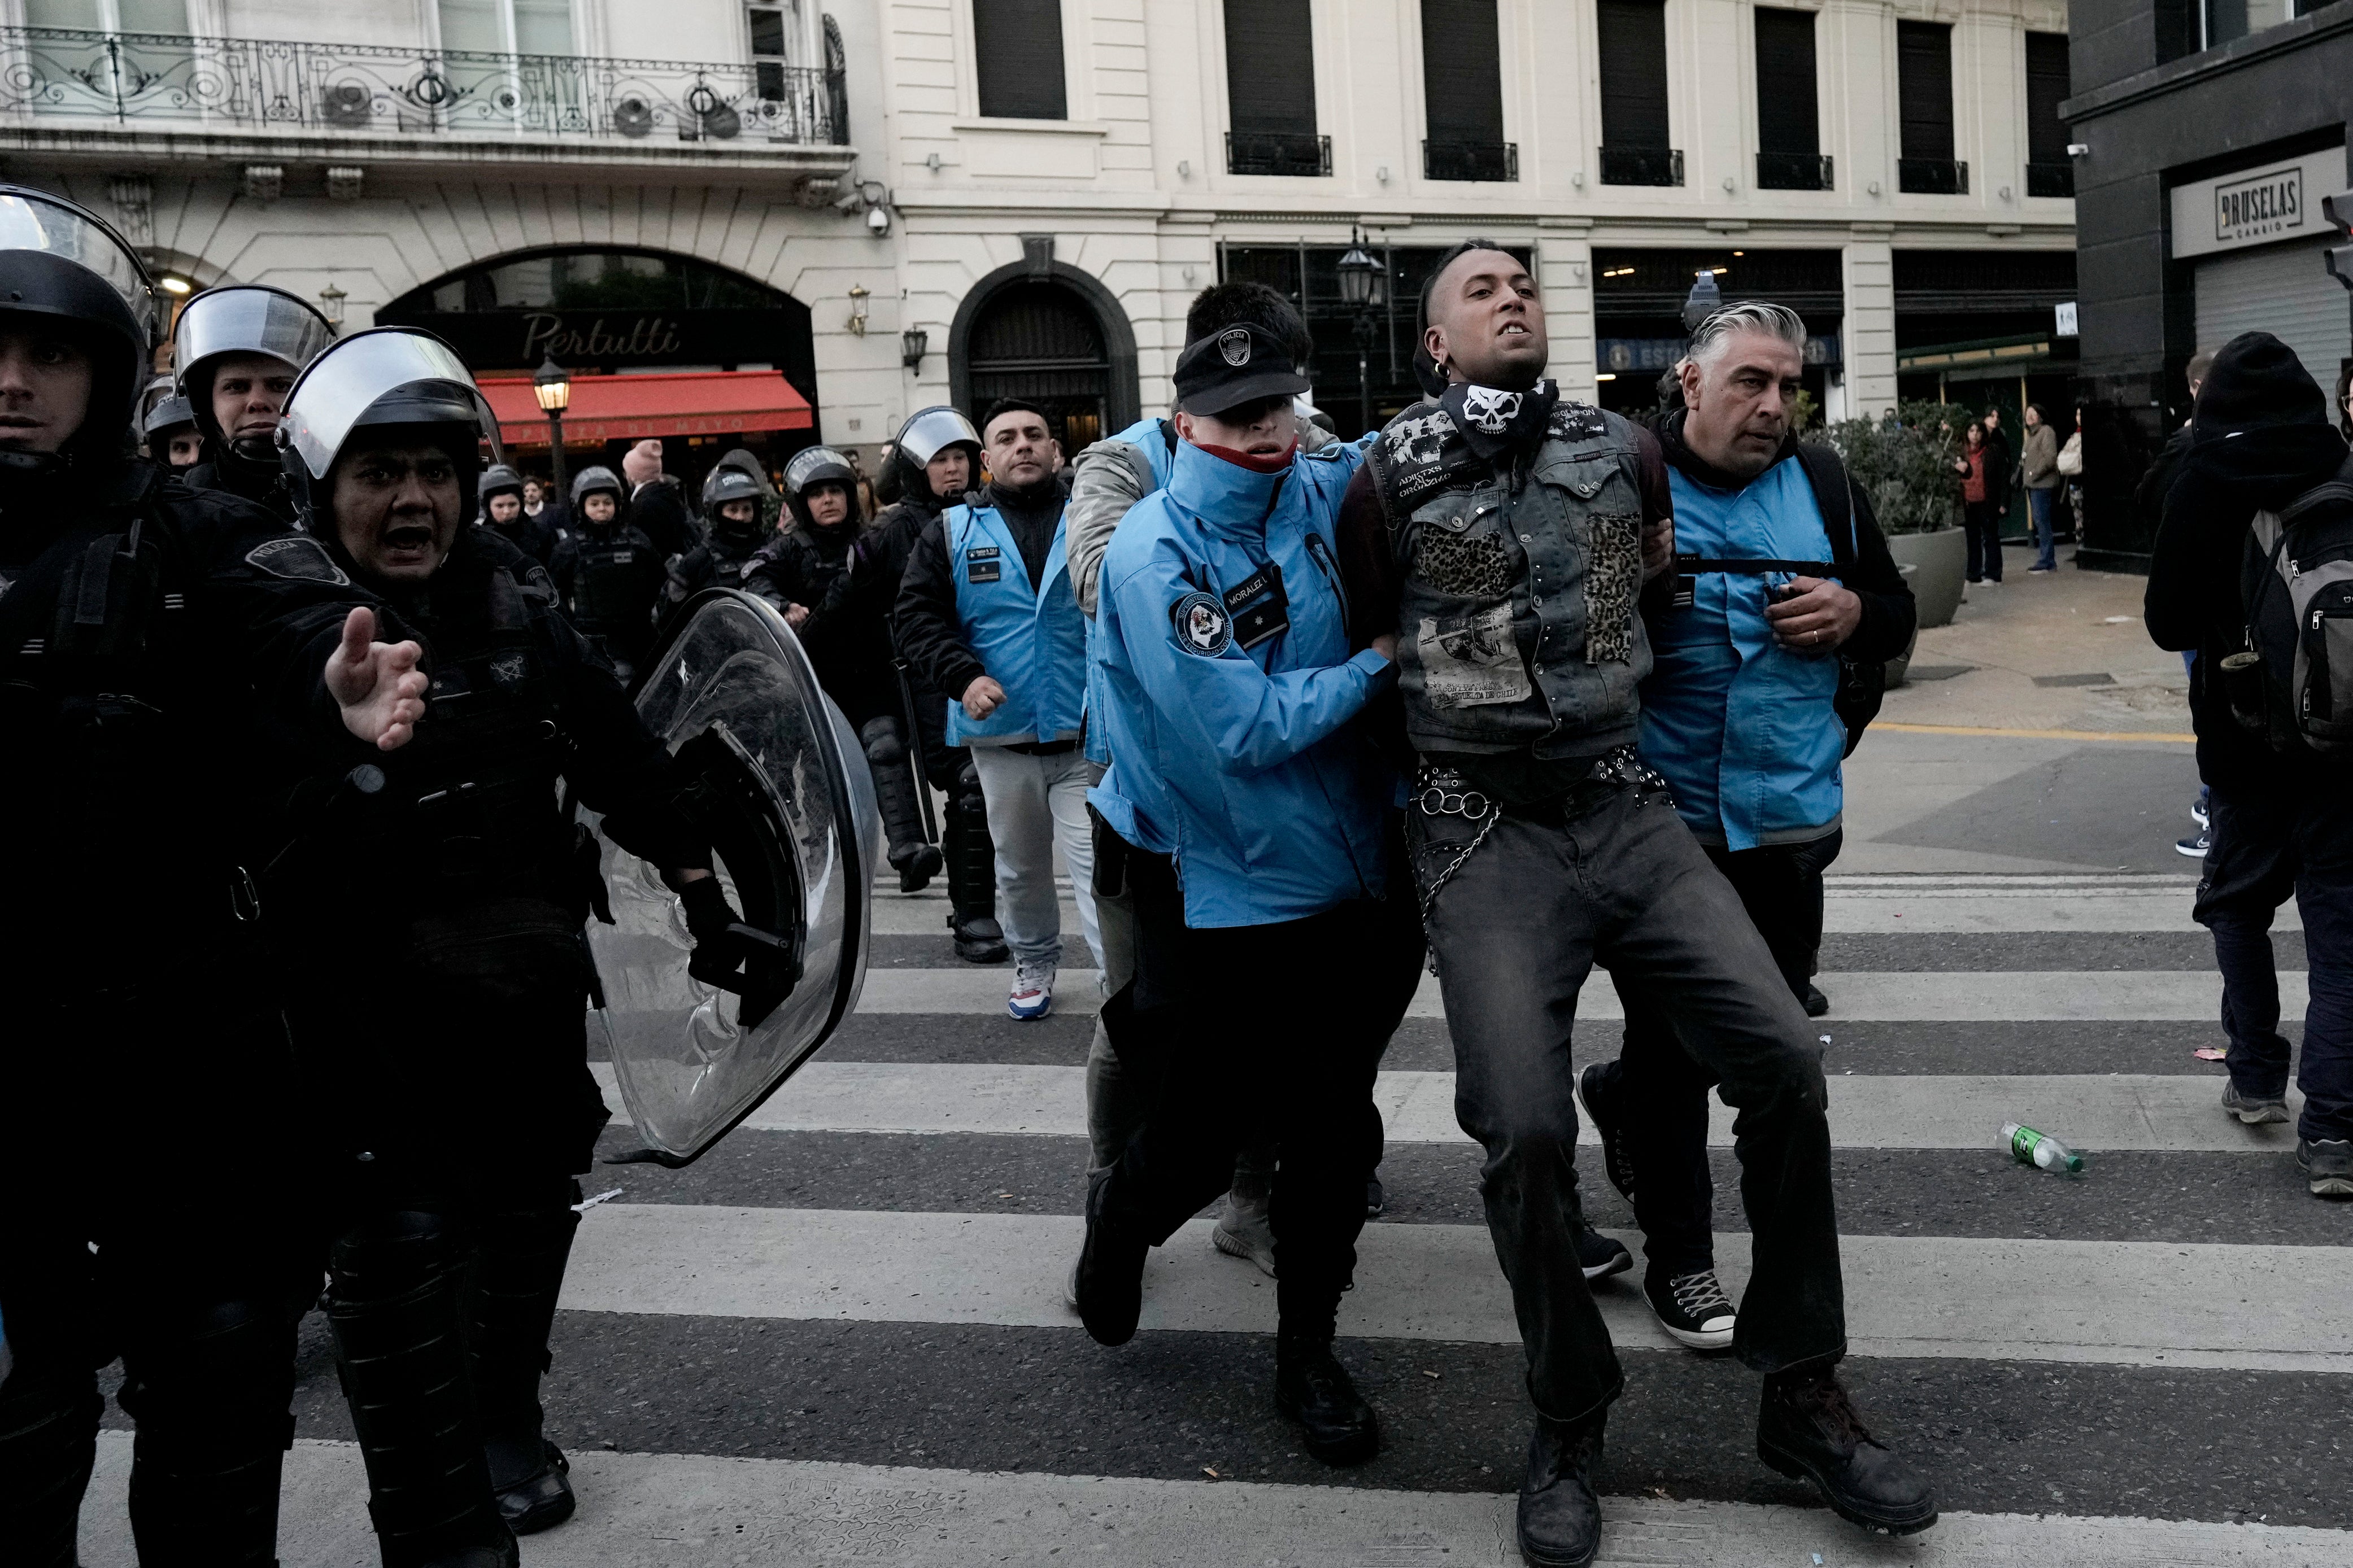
{"left": 581, "top": 588, "right": 879, "bottom": 1165}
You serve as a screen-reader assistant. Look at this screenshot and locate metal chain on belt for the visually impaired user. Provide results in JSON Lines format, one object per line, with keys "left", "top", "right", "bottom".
{"left": 1413, "top": 767, "right": 1501, "bottom": 931}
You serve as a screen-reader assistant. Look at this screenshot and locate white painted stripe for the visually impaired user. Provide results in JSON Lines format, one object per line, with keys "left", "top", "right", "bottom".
{"left": 594, "top": 1062, "right": 2304, "bottom": 1155}
{"left": 79, "top": 1436, "right": 2353, "bottom": 1567}
{"left": 559, "top": 1206, "right": 2353, "bottom": 1374}
{"left": 838, "top": 967, "right": 2303, "bottom": 1022}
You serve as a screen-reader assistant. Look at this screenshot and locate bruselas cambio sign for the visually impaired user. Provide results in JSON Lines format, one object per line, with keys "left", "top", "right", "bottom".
{"left": 2170, "top": 147, "right": 2348, "bottom": 260}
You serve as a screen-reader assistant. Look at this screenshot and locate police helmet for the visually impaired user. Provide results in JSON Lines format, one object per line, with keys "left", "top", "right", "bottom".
{"left": 143, "top": 392, "right": 197, "bottom": 440}
{"left": 276, "top": 325, "right": 500, "bottom": 537}
{"left": 783, "top": 444, "right": 856, "bottom": 498}
{"left": 884, "top": 405, "right": 980, "bottom": 507}
{"left": 701, "top": 461, "right": 767, "bottom": 513}
{"left": 478, "top": 461, "right": 525, "bottom": 518}
{"left": 0, "top": 186, "right": 160, "bottom": 465}
{"left": 172, "top": 283, "right": 337, "bottom": 448}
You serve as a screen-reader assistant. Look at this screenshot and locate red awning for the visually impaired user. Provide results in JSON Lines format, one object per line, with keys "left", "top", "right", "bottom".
{"left": 480, "top": 370, "right": 813, "bottom": 447}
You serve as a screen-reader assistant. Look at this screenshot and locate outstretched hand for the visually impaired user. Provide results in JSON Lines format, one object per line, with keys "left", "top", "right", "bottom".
{"left": 326, "top": 606, "right": 430, "bottom": 751}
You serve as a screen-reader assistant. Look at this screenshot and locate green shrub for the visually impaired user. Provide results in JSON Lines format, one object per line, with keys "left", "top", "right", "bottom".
{"left": 1822, "top": 399, "right": 1967, "bottom": 535}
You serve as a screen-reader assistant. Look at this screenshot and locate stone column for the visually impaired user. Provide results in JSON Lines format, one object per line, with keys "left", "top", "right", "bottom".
{"left": 1842, "top": 233, "right": 1898, "bottom": 416}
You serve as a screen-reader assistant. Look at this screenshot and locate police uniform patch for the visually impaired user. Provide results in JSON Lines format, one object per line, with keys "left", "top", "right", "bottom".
{"left": 1217, "top": 327, "right": 1252, "bottom": 367}
{"left": 1171, "top": 589, "right": 1231, "bottom": 657}
{"left": 245, "top": 534, "right": 351, "bottom": 586}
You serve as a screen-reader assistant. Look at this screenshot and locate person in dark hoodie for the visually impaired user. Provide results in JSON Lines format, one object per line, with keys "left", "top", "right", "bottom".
{"left": 172, "top": 283, "right": 335, "bottom": 527}
{"left": 748, "top": 444, "right": 944, "bottom": 892}
{"left": 2144, "top": 330, "right": 2353, "bottom": 1200}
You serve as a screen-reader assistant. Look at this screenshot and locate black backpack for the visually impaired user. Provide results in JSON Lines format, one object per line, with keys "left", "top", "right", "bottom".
{"left": 2226, "top": 454, "right": 2353, "bottom": 755}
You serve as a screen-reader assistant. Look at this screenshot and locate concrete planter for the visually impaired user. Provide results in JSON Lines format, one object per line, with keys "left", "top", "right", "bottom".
{"left": 1882, "top": 617, "right": 1922, "bottom": 689}
{"left": 1886, "top": 526, "right": 1966, "bottom": 629}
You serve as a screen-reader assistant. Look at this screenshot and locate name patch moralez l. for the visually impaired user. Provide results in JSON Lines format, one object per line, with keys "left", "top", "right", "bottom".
{"left": 245, "top": 535, "right": 351, "bottom": 586}
{"left": 1171, "top": 589, "right": 1232, "bottom": 657}
{"left": 1222, "top": 562, "right": 1291, "bottom": 650}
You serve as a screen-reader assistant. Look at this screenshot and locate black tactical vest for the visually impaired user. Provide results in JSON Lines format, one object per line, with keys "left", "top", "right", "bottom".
{"left": 570, "top": 523, "right": 659, "bottom": 632}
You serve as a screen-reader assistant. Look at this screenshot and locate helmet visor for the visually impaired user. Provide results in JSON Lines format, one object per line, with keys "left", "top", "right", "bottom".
{"left": 281, "top": 328, "right": 500, "bottom": 479}
{"left": 784, "top": 445, "right": 855, "bottom": 496}
{"left": 894, "top": 407, "right": 980, "bottom": 468}
{"left": 173, "top": 286, "right": 335, "bottom": 386}
{"left": 0, "top": 190, "right": 156, "bottom": 347}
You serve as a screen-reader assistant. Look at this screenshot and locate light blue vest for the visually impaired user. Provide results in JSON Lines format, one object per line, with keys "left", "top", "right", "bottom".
{"left": 945, "top": 500, "right": 1088, "bottom": 747}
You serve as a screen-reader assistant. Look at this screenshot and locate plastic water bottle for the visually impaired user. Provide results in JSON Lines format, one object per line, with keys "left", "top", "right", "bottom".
{"left": 2002, "top": 1122, "right": 2084, "bottom": 1174}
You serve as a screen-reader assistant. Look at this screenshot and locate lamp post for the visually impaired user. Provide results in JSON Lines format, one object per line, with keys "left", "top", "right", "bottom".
{"left": 1336, "top": 230, "right": 1383, "bottom": 435}
{"left": 901, "top": 325, "right": 929, "bottom": 370}
{"left": 532, "top": 355, "right": 572, "bottom": 498}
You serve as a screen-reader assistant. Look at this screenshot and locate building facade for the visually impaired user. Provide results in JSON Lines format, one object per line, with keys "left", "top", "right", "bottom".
{"left": 0, "top": 1, "right": 2077, "bottom": 487}
{"left": 2063, "top": 0, "right": 2353, "bottom": 569}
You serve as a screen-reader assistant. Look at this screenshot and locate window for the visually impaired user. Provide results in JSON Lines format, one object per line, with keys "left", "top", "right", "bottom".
{"left": 1753, "top": 8, "right": 1827, "bottom": 191}
{"left": 749, "top": 3, "right": 818, "bottom": 100}
{"left": 1897, "top": 20, "right": 1966, "bottom": 194}
{"left": 25, "top": 0, "right": 189, "bottom": 30}
{"left": 973, "top": 0, "right": 1066, "bottom": 120}
{"left": 1224, "top": 0, "right": 1326, "bottom": 176}
{"left": 2023, "top": 33, "right": 2072, "bottom": 198}
{"left": 437, "top": 0, "right": 575, "bottom": 55}
{"left": 1597, "top": 0, "right": 1679, "bottom": 186}
{"left": 1421, "top": 0, "right": 1514, "bottom": 181}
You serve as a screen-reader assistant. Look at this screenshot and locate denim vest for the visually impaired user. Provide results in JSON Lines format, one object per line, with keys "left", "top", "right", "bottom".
{"left": 1369, "top": 399, "right": 1652, "bottom": 758}
{"left": 944, "top": 500, "right": 1087, "bottom": 746}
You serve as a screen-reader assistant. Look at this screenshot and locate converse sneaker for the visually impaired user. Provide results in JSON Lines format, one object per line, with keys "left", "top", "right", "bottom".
{"left": 2222, "top": 1081, "right": 2290, "bottom": 1125}
{"left": 1007, "top": 961, "right": 1055, "bottom": 1021}
{"left": 2298, "top": 1138, "right": 2353, "bottom": 1198}
{"left": 1645, "top": 1267, "right": 1736, "bottom": 1351}
{"left": 1576, "top": 1218, "right": 1631, "bottom": 1282}
{"left": 1575, "top": 1062, "right": 1636, "bottom": 1202}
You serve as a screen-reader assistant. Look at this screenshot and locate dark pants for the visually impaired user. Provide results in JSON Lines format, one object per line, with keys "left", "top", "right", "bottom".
{"left": 1605, "top": 829, "right": 1844, "bottom": 1279}
{"left": 1964, "top": 499, "right": 2003, "bottom": 582}
{"left": 1096, "top": 849, "right": 1419, "bottom": 1337}
{"left": 1412, "top": 775, "right": 1844, "bottom": 1424}
{"left": 2195, "top": 779, "right": 2353, "bottom": 1142}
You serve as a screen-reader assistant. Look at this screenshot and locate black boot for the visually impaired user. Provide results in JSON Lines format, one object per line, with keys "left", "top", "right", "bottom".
{"left": 1518, "top": 1413, "right": 1605, "bottom": 1567}
{"left": 0, "top": 1370, "right": 103, "bottom": 1568}
{"left": 943, "top": 765, "right": 1008, "bottom": 963}
{"left": 1273, "top": 1332, "right": 1379, "bottom": 1466}
{"left": 1072, "top": 1172, "right": 1148, "bottom": 1346}
{"left": 1756, "top": 1368, "right": 1937, "bottom": 1536}
{"left": 325, "top": 1212, "right": 516, "bottom": 1568}
{"left": 467, "top": 1199, "right": 581, "bottom": 1537}
{"left": 861, "top": 717, "right": 944, "bottom": 893}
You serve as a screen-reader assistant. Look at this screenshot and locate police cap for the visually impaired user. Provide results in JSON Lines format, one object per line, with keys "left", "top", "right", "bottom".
{"left": 1172, "top": 322, "right": 1311, "bottom": 417}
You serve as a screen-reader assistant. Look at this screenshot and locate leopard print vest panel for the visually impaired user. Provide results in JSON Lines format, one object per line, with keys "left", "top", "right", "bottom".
{"left": 1368, "top": 397, "right": 1652, "bottom": 759}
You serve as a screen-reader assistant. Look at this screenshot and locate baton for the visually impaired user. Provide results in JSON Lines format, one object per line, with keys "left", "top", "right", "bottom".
{"left": 891, "top": 656, "right": 940, "bottom": 844}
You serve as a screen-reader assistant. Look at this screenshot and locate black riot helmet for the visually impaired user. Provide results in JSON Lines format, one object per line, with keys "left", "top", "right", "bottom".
{"left": 883, "top": 406, "right": 980, "bottom": 511}
{"left": 478, "top": 461, "right": 525, "bottom": 520}
{"left": 0, "top": 185, "right": 161, "bottom": 470}
{"left": 782, "top": 443, "right": 859, "bottom": 531}
{"left": 142, "top": 392, "right": 196, "bottom": 442}
{"left": 172, "top": 283, "right": 336, "bottom": 453}
{"left": 701, "top": 461, "right": 770, "bottom": 544}
{"left": 277, "top": 325, "right": 501, "bottom": 539}
{"left": 570, "top": 464, "right": 625, "bottom": 528}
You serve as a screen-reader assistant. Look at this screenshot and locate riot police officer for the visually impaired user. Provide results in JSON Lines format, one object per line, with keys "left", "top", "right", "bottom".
{"left": 551, "top": 462, "right": 666, "bottom": 683}
{"left": 0, "top": 187, "right": 426, "bottom": 1568}
{"left": 476, "top": 460, "right": 555, "bottom": 566}
{"left": 664, "top": 460, "right": 775, "bottom": 604}
{"left": 267, "top": 326, "right": 739, "bottom": 1566}
{"left": 173, "top": 282, "right": 335, "bottom": 526}
{"left": 750, "top": 445, "right": 943, "bottom": 890}
{"left": 862, "top": 407, "right": 1006, "bottom": 959}
{"left": 142, "top": 390, "right": 203, "bottom": 469}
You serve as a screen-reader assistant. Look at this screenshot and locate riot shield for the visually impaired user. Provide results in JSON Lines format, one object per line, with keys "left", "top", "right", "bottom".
{"left": 581, "top": 588, "right": 879, "bottom": 1165}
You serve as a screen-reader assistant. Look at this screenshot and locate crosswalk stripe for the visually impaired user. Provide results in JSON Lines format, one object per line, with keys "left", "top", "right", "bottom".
{"left": 592, "top": 1062, "right": 2300, "bottom": 1155}
{"left": 80, "top": 1435, "right": 2353, "bottom": 1567}
{"left": 556, "top": 1205, "right": 2353, "bottom": 1375}
{"left": 836, "top": 967, "right": 2302, "bottom": 1021}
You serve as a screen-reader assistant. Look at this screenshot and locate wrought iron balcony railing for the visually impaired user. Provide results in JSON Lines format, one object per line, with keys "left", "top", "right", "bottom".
{"left": 1423, "top": 139, "right": 1517, "bottom": 183}
{"left": 1756, "top": 151, "right": 1833, "bottom": 191}
{"left": 0, "top": 25, "right": 844, "bottom": 145}
{"left": 1225, "top": 130, "right": 1331, "bottom": 178}
{"left": 1898, "top": 156, "right": 1970, "bottom": 195}
{"left": 2024, "top": 160, "right": 2075, "bottom": 199}
{"left": 1598, "top": 145, "right": 1683, "bottom": 187}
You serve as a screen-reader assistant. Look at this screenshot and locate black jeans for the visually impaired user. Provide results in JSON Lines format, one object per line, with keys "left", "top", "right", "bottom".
{"left": 1604, "top": 829, "right": 1844, "bottom": 1279}
{"left": 1096, "top": 849, "right": 1420, "bottom": 1338}
{"left": 2196, "top": 779, "right": 2353, "bottom": 1142}
{"left": 1964, "top": 499, "right": 2003, "bottom": 582}
{"left": 1412, "top": 774, "right": 1844, "bottom": 1424}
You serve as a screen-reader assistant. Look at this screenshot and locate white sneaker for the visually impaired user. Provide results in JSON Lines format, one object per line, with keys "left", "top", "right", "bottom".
{"left": 1008, "top": 961, "right": 1056, "bottom": 1021}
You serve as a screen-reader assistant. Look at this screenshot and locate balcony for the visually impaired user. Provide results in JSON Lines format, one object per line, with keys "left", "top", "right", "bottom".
{"left": 0, "top": 25, "right": 844, "bottom": 146}
{"left": 1755, "top": 151, "right": 1833, "bottom": 191}
{"left": 1898, "top": 157, "right": 1970, "bottom": 195}
{"left": 2025, "top": 160, "right": 2075, "bottom": 199}
{"left": 1599, "top": 145, "right": 1683, "bottom": 187}
{"left": 1422, "top": 139, "right": 1517, "bottom": 183}
{"left": 1225, "top": 131, "right": 1330, "bottom": 178}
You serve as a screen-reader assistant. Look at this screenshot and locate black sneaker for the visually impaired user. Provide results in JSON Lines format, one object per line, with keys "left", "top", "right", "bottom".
{"left": 1757, "top": 1370, "right": 1937, "bottom": 1536}
{"left": 2176, "top": 831, "right": 2210, "bottom": 859}
{"left": 1576, "top": 1062, "right": 1636, "bottom": 1203}
{"left": 1576, "top": 1220, "right": 1631, "bottom": 1282}
{"left": 1074, "top": 1175, "right": 1149, "bottom": 1345}
{"left": 2222, "top": 1081, "right": 2290, "bottom": 1126}
{"left": 1365, "top": 1176, "right": 1385, "bottom": 1219}
{"left": 2190, "top": 794, "right": 2211, "bottom": 831}
{"left": 1803, "top": 984, "right": 1830, "bottom": 1018}
{"left": 1518, "top": 1414, "right": 1605, "bottom": 1567}
{"left": 1645, "top": 1268, "right": 1736, "bottom": 1351}
{"left": 2298, "top": 1138, "right": 2353, "bottom": 1199}
{"left": 1274, "top": 1333, "right": 1379, "bottom": 1466}
{"left": 949, "top": 910, "right": 1009, "bottom": 964}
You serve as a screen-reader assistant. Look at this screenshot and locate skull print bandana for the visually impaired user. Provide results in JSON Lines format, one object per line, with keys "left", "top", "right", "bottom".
{"left": 1440, "top": 378, "right": 1558, "bottom": 461}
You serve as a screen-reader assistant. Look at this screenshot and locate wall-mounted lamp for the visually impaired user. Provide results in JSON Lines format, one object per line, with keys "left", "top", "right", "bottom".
{"left": 158, "top": 274, "right": 193, "bottom": 296}
{"left": 316, "top": 281, "right": 346, "bottom": 327}
{"left": 926, "top": 151, "right": 942, "bottom": 171}
{"left": 901, "top": 325, "right": 929, "bottom": 369}
{"left": 847, "top": 284, "right": 870, "bottom": 336}
{"left": 2066, "top": 142, "right": 2089, "bottom": 158}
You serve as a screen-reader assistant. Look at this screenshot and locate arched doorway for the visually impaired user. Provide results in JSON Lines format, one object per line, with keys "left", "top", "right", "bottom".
{"left": 950, "top": 260, "right": 1140, "bottom": 451}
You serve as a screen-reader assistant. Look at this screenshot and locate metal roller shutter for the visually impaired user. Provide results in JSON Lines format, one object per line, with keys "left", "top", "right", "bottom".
{"left": 2194, "top": 236, "right": 2353, "bottom": 396}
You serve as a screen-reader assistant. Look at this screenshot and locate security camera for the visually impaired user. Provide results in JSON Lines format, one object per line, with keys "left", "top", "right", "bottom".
{"left": 866, "top": 204, "right": 891, "bottom": 236}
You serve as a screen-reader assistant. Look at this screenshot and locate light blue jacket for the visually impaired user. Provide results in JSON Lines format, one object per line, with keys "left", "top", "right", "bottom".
{"left": 944, "top": 499, "right": 1087, "bottom": 747}
{"left": 1076, "top": 417, "right": 1179, "bottom": 766}
{"left": 1641, "top": 456, "right": 1845, "bottom": 850}
{"left": 1090, "top": 435, "right": 1395, "bottom": 928}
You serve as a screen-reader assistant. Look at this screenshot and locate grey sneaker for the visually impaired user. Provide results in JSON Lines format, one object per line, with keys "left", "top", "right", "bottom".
{"left": 2223, "top": 1081, "right": 2291, "bottom": 1125}
{"left": 2297, "top": 1138, "right": 2353, "bottom": 1198}
{"left": 1212, "top": 1191, "right": 1277, "bottom": 1277}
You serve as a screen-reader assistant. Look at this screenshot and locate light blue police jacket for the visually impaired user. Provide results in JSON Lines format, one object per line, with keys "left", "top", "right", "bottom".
{"left": 943, "top": 497, "right": 1088, "bottom": 747}
{"left": 1089, "top": 435, "right": 1395, "bottom": 929}
{"left": 1081, "top": 417, "right": 1179, "bottom": 766}
{"left": 1640, "top": 455, "right": 1845, "bottom": 851}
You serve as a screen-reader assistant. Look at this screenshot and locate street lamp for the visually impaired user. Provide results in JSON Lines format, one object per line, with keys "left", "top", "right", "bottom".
{"left": 901, "top": 325, "right": 929, "bottom": 370}
{"left": 316, "top": 281, "right": 346, "bottom": 330}
{"left": 533, "top": 354, "right": 572, "bottom": 497}
{"left": 1336, "top": 231, "right": 1383, "bottom": 435}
